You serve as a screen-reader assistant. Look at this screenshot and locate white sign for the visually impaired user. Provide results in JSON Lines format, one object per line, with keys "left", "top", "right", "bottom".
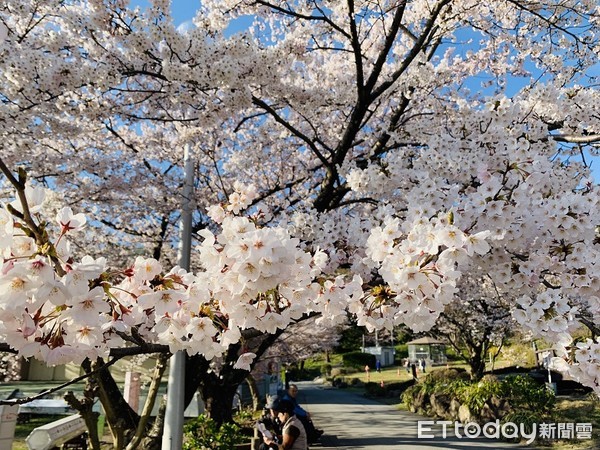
{"left": 26, "top": 414, "right": 86, "bottom": 450}
{"left": 0, "top": 405, "right": 19, "bottom": 450}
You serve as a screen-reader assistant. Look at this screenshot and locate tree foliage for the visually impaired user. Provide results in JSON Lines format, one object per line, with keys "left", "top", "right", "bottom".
{"left": 1, "top": 1, "right": 600, "bottom": 448}
{"left": 434, "top": 275, "right": 516, "bottom": 379}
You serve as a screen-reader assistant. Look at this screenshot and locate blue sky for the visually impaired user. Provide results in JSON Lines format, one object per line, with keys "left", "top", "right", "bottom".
{"left": 130, "top": 1, "right": 253, "bottom": 35}
{"left": 128, "top": 0, "right": 196, "bottom": 25}
{"left": 170, "top": 1, "right": 199, "bottom": 25}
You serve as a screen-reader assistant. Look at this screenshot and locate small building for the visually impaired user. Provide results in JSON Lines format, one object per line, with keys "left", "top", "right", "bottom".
{"left": 362, "top": 346, "right": 395, "bottom": 367}
{"left": 407, "top": 337, "right": 447, "bottom": 365}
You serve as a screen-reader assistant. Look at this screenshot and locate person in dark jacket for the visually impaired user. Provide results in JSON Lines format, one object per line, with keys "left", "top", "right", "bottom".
{"left": 281, "top": 384, "right": 323, "bottom": 443}
{"left": 262, "top": 399, "right": 308, "bottom": 450}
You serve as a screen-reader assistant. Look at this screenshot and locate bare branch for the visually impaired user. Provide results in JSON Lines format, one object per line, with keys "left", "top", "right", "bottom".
{"left": 552, "top": 133, "right": 600, "bottom": 144}
{"left": 0, "top": 357, "right": 123, "bottom": 406}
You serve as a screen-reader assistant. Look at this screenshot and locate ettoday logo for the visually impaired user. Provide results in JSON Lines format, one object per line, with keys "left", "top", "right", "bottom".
{"left": 417, "top": 420, "right": 593, "bottom": 444}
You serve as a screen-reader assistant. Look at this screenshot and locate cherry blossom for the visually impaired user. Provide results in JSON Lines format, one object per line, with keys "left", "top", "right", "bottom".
{"left": 0, "top": 0, "right": 599, "bottom": 400}
{"left": 233, "top": 352, "right": 257, "bottom": 371}
{"left": 0, "top": 182, "right": 365, "bottom": 365}
{"left": 56, "top": 207, "right": 86, "bottom": 234}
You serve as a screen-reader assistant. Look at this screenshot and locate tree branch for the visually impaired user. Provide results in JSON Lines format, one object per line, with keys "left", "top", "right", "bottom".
{"left": 0, "top": 356, "right": 122, "bottom": 405}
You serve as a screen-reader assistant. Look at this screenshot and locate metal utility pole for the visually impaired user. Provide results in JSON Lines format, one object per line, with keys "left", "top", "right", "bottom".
{"left": 162, "top": 144, "right": 194, "bottom": 450}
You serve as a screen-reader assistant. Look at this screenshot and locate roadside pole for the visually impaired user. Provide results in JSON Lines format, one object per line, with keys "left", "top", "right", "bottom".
{"left": 162, "top": 143, "right": 194, "bottom": 450}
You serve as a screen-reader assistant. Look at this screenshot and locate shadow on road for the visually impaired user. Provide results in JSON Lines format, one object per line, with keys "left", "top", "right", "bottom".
{"left": 293, "top": 381, "right": 532, "bottom": 450}
{"left": 319, "top": 435, "right": 528, "bottom": 449}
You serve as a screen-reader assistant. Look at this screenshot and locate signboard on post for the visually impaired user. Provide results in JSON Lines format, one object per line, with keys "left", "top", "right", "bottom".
{"left": 0, "top": 404, "right": 18, "bottom": 450}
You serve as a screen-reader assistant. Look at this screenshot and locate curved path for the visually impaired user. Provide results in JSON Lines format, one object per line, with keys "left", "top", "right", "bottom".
{"left": 293, "top": 381, "right": 532, "bottom": 450}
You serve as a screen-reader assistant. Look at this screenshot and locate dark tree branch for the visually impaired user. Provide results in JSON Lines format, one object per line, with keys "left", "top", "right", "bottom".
{"left": 0, "top": 356, "right": 123, "bottom": 405}
{"left": 251, "top": 96, "right": 332, "bottom": 168}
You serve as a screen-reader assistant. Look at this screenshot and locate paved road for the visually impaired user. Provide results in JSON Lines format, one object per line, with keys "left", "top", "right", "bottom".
{"left": 293, "top": 381, "right": 531, "bottom": 450}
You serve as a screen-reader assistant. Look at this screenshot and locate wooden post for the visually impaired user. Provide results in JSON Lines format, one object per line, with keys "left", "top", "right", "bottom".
{"left": 124, "top": 372, "right": 141, "bottom": 414}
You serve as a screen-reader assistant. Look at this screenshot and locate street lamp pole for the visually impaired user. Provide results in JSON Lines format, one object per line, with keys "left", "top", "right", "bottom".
{"left": 162, "top": 143, "right": 194, "bottom": 450}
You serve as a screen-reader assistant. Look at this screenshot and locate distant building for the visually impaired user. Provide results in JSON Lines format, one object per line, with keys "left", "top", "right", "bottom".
{"left": 362, "top": 346, "right": 395, "bottom": 367}
{"left": 20, "top": 358, "right": 158, "bottom": 382}
{"left": 407, "top": 337, "right": 447, "bottom": 365}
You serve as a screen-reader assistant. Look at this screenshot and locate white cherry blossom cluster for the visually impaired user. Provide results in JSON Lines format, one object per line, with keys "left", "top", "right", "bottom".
{"left": 552, "top": 338, "right": 600, "bottom": 395}
{"left": 314, "top": 275, "right": 364, "bottom": 327}
{"left": 342, "top": 91, "right": 599, "bottom": 364}
{"left": 197, "top": 214, "right": 324, "bottom": 335}
{"left": 207, "top": 182, "right": 259, "bottom": 222}
{"left": 512, "top": 292, "right": 580, "bottom": 344}
{"left": 360, "top": 215, "right": 491, "bottom": 332}
{"left": 0, "top": 182, "right": 365, "bottom": 368}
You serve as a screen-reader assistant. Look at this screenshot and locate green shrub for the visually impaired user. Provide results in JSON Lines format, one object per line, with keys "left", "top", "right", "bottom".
{"left": 394, "top": 344, "right": 408, "bottom": 360}
{"left": 502, "top": 410, "right": 545, "bottom": 438}
{"left": 233, "top": 408, "right": 255, "bottom": 430}
{"left": 450, "top": 375, "right": 554, "bottom": 416}
{"left": 349, "top": 377, "right": 362, "bottom": 386}
{"left": 402, "top": 384, "right": 416, "bottom": 406}
{"left": 403, "top": 383, "right": 427, "bottom": 408}
{"left": 364, "top": 382, "right": 387, "bottom": 397}
{"left": 444, "top": 346, "right": 463, "bottom": 361}
{"left": 454, "top": 377, "right": 504, "bottom": 414}
{"left": 183, "top": 415, "right": 245, "bottom": 450}
{"left": 402, "top": 372, "right": 554, "bottom": 422}
{"left": 321, "top": 363, "right": 332, "bottom": 376}
{"left": 425, "top": 367, "right": 469, "bottom": 383}
{"left": 342, "top": 351, "right": 376, "bottom": 369}
{"left": 501, "top": 375, "right": 555, "bottom": 412}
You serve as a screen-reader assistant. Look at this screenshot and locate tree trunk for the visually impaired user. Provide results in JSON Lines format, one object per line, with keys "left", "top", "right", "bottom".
{"left": 245, "top": 373, "right": 261, "bottom": 412}
{"left": 184, "top": 354, "right": 209, "bottom": 407}
{"left": 200, "top": 374, "right": 241, "bottom": 426}
{"left": 125, "top": 354, "right": 168, "bottom": 450}
{"left": 137, "top": 396, "right": 167, "bottom": 450}
{"left": 469, "top": 353, "right": 486, "bottom": 381}
{"left": 72, "top": 327, "right": 287, "bottom": 448}
{"left": 64, "top": 387, "right": 101, "bottom": 450}
{"left": 199, "top": 343, "right": 241, "bottom": 425}
{"left": 82, "top": 358, "right": 140, "bottom": 450}
{"left": 197, "top": 330, "right": 286, "bottom": 425}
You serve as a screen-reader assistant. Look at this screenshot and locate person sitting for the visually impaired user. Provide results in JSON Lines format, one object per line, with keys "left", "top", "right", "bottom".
{"left": 262, "top": 399, "right": 308, "bottom": 450}
{"left": 281, "top": 384, "right": 323, "bottom": 443}
{"left": 257, "top": 395, "right": 283, "bottom": 450}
